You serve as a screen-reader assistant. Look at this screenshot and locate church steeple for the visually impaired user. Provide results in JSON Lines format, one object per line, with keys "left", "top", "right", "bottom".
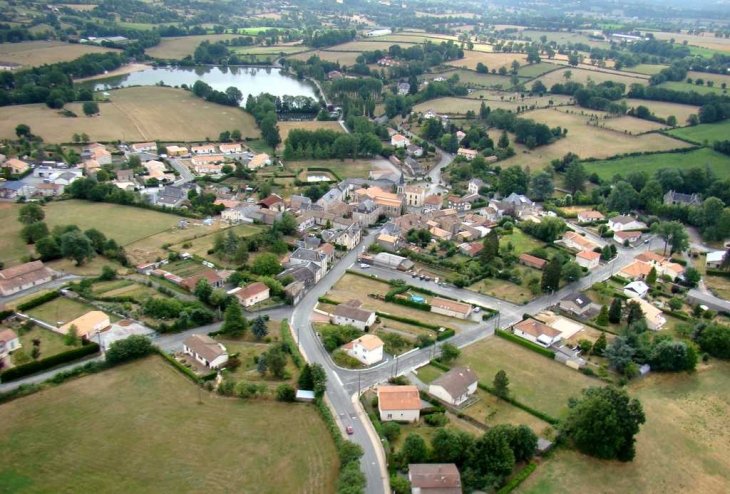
{"left": 397, "top": 167, "right": 405, "bottom": 195}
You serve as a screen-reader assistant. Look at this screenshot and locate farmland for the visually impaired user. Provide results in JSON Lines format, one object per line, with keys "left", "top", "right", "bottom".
{"left": 0, "top": 40, "right": 115, "bottom": 68}
{"left": 516, "top": 62, "right": 561, "bottom": 78}
{"left": 288, "top": 50, "right": 360, "bottom": 65}
{"left": 0, "top": 203, "right": 32, "bottom": 267}
{"left": 623, "top": 64, "right": 668, "bottom": 75}
{"left": 668, "top": 120, "right": 730, "bottom": 144}
{"left": 582, "top": 148, "right": 730, "bottom": 181}
{"left": 0, "top": 87, "right": 259, "bottom": 143}
{"left": 278, "top": 120, "right": 344, "bottom": 144}
{"left": 622, "top": 98, "right": 699, "bottom": 123}
{"left": 284, "top": 158, "right": 383, "bottom": 180}
{"left": 659, "top": 81, "right": 725, "bottom": 96}
{"left": 424, "top": 69, "right": 515, "bottom": 88}
{"left": 145, "top": 34, "right": 255, "bottom": 59}
{"left": 415, "top": 97, "right": 521, "bottom": 114}
{"left": 0, "top": 357, "right": 338, "bottom": 493}
{"left": 519, "top": 362, "right": 730, "bottom": 494}
{"left": 455, "top": 336, "right": 597, "bottom": 419}
{"left": 533, "top": 67, "right": 648, "bottom": 89}
{"left": 446, "top": 51, "right": 529, "bottom": 71}
{"left": 650, "top": 31, "right": 730, "bottom": 53}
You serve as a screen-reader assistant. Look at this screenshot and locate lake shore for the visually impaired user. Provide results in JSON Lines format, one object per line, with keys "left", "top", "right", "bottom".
{"left": 75, "top": 63, "right": 151, "bottom": 82}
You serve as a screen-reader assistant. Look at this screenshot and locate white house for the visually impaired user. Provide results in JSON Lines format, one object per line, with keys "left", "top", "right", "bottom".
{"left": 577, "top": 210, "right": 605, "bottom": 223}
{"left": 428, "top": 366, "right": 478, "bottom": 406}
{"left": 706, "top": 250, "right": 726, "bottom": 269}
{"left": 624, "top": 280, "right": 650, "bottom": 299}
{"left": 608, "top": 215, "right": 647, "bottom": 232}
{"left": 345, "top": 334, "right": 384, "bottom": 365}
{"left": 431, "top": 297, "right": 472, "bottom": 319}
{"left": 377, "top": 385, "right": 421, "bottom": 422}
{"left": 191, "top": 144, "right": 217, "bottom": 155}
{"left": 576, "top": 249, "right": 600, "bottom": 270}
{"left": 513, "top": 318, "right": 561, "bottom": 347}
{"left": 220, "top": 143, "right": 242, "bottom": 154}
{"left": 332, "top": 302, "right": 376, "bottom": 330}
{"left": 230, "top": 282, "right": 270, "bottom": 308}
{"left": 183, "top": 334, "right": 229, "bottom": 369}
{"left": 0, "top": 328, "right": 21, "bottom": 359}
{"left": 391, "top": 134, "right": 410, "bottom": 148}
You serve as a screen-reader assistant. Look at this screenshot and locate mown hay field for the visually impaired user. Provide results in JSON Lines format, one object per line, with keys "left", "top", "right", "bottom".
{"left": 0, "top": 40, "right": 116, "bottom": 67}
{"left": 445, "top": 51, "right": 529, "bottom": 71}
{"left": 146, "top": 34, "right": 252, "bottom": 59}
{"left": 533, "top": 67, "right": 648, "bottom": 89}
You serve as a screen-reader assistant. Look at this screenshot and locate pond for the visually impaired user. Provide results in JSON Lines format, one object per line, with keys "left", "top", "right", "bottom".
{"left": 83, "top": 65, "right": 317, "bottom": 105}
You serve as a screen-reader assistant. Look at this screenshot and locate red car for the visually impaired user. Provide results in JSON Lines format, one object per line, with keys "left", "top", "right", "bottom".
{"left": 346, "top": 425, "right": 354, "bottom": 435}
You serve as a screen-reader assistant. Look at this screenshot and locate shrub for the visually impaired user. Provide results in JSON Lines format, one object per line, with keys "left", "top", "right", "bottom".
{"left": 497, "top": 462, "right": 537, "bottom": 494}
{"left": 276, "top": 383, "right": 296, "bottom": 401}
{"left": 17, "top": 291, "right": 60, "bottom": 312}
{"left": 104, "top": 335, "right": 155, "bottom": 365}
{"left": 495, "top": 329, "right": 554, "bottom": 358}
{"left": 424, "top": 412, "right": 449, "bottom": 427}
{"left": 0, "top": 341, "right": 99, "bottom": 382}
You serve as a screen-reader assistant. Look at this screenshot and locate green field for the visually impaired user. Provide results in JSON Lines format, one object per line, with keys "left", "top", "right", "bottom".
{"left": 0, "top": 357, "right": 338, "bottom": 493}
{"left": 25, "top": 297, "right": 102, "bottom": 327}
{"left": 582, "top": 148, "right": 730, "bottom": 181}
{"left": 516, "top": 62, "right": 560, "bottom": 79}
{"left": 659, "top": 81, "right": 726, "bottom": 96}
{"left": 0, "top": 203, "right": 31, "bottom": 267}
{"left": 668, "top": 120, "right": 730, "bottom": 144}
{"left": 623, "top": 64, "right": 668, "bottom": 75}
{"left": 499, "top": 228, "right": 545, "bottom": 255}
{"left": 519, "top": 362, "right": 730, "bottom": 494}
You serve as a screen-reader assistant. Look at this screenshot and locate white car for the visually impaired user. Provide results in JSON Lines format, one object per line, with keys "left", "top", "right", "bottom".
{"left": 473, "top": 307, "right": 481, "bottom": 313}
{"left": 360, "top": 263, "right": 370, "bottom": 269}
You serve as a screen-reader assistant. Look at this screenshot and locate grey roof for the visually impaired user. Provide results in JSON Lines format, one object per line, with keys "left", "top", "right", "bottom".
{"left": 355, "top": 199, "right": 378, "bottom": 213}
{"left": 430, "top": 366, "right": 478, "bottom": 399}
{"left": 610, "top": 215, "right": 637, "bottom": 225}
{"left": 290, "top": 248, "right": 325, "bottom": 263}
{"left": 0, "top": 181, "right": 25, "bottom": 190}
{"left": 561, "top": 292, "right": 592, "bottom": 309}
{"left": 504, "top": 192, "right": 533, "bottom": 205}
{"left": 277, "top": 265, "right": 315, "bottom": 284}
{"left": 161, "top": 186, "right": 185, "bottom": 199}
{"left": 666, "top": 190, "right": 699, "bottom": 204}
{"left": 184, "top": 334, "right": 226, "bottom": 362}
{"left": 333, "top": 303, "right": 374, "bottom": 323}
{"left": 297, "top": 237, "right": 321, "bottom": 249}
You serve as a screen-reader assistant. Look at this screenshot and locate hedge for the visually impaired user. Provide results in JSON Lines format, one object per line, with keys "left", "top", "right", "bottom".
{"left": 437, "top": 328, "right": 456, "bottom": 341}
{"left": 477, "top": 381, "right": 559, "bottom": 425}
{"left": 315, "top": 397, "right": 366, "bottom": 493}
{"left": 390, "top": 297, "right": 432, "bottom": 312}
{"left": 307, "top": 166, "right": 342, "bottom": 182}
{"left": 495, "top": 329, "right": 555, "bottom": 359}
{"left": 17, "top": 290, "right": 61, "bottom": 312}
{"left": 281, "top": 320, "right": 304, "bottom": 369}
{"left": 318, "top": 296, "right": 341, "bottom": 305}
{"left": 497, "top": 462, "right": 537, "bottom": 494}
{"left": 157, "top": 349, "right": 217, "bottom": 383}
{"left": 670, "top": 257, "right": 687, "bottom": 266}
{"left": 0, "top": 340, "right": 100, "bottom": 383}
{"left": 345, "top": 269, "right": 389, "bottom": 284}
{"left": 0, "top": 310, "right": 13, "bottom": 321}
{"left": 706, "top": 268, "right": 730, "bottom": 278}
{"left": 666, "top": 310, "right": 691, "bottom": 321}
{"left": 429, "top": 360, "right": 450, "bottom": 372}
{"left": 376, "top": 312, "right": 442, "bottom": 331}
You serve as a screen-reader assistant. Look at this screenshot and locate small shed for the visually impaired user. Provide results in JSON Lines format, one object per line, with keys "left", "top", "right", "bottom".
{"left": 296, "top": 390, "right": 315, "bottom": 403}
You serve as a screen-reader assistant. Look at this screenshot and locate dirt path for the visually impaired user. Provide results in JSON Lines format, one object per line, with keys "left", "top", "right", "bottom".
{"left": 110, "top": 100, "right": 148, "bottom": 140}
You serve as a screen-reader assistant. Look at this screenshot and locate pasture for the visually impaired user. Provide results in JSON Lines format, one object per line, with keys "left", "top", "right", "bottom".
{"left": 659, "top": 81, "right": 725, "bottom": 96}
{"left": 582, "top": 148, "right": 730, "bottom": 181}
{"left": 668, "top": 120, "right": 730, "bottom": 144}
{"left": 428, "top": 69, "right": 516, "bottom": 88}
{"left": 288, "top": 50, "right": 360, "bottom": 65}
{"left": 650, "top": 30, "right": 730, "bottom": 53}
{"left": 446, "top": 51, "right": 529, "bottom": 71}
{"left": 284, "top": 159, "right": 383, "bottom": 179}
{"left": 0, "top": 357, "right": 338, "bottom": 493}
{"left": 623, "top": 64, "right": 668, "bottom": 75}
{"left": 519, "top": 29, "right": 609, "bottom": 49}
{"left": 516, "top": 62, "right": 561, "bottom": 78}
{"left": 533, "top": 67, "right": 647, "bottom": 89}
{"left": 415, "top": 97, "right": 521, "bottom": 114}
{"left": 455, "top": 336, "right": 595, "bottom": 419}
{"left": 519, "top": 362, "right": 730, "bottom": 494}
{"left": 0, "top": 87, "right": 259, "bottom": 142}
{"left": 622, "top": 98, "right": 699, "bottom": 123}
{"left": 278, "top": 120, "right": 344, "bottom": 144}
{"left": 687, "top": 71, "right": 730, "bottom": 88}
{"left": 0, "top": 40, "right": 115, "bottom": 68}
{"left": 0, "top": 203, "right": 32, "bottom": 267}
{"left": 146, "top": 34, "right": 252, "bottom": 59}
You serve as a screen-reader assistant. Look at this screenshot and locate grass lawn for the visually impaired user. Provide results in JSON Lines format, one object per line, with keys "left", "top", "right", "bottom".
{"left": 278, "top": 120, "right": 343, "bottom": 145}
{"left": 0, "top": 203, "right": 32, "bottom": 267}
{"left": 415, "top": 363, "right": 445, "bottom": 384}
{"left": 0, "top": 86, "right": 259, "bottom": 143}
{"left": 414, "top": 96, "right": 523, "bottom": 114}
{"left": 42, "top": 200, "right": 186, "bottom": 247}
{"left": 456, "top": 337, "right": 596, "bottom": 419}
{"left": 45, "top": 257, "right": 124, "bottom": 277}
{"left": 0, "top": 357, "right": 338, "bottom": 493}
{"left": 669, "top": 119, "right": 730, "bottom": 144}
{"left": 0, "top": 40, "right": 115, "bottom": 67}
{"left": 25, "top": 297, "right": 107, "bottom": 327}
{"left": 463, "top": 388, "right": 553, "bottom": 436}
{"left": 582, "top": 148, "right": 730, "bottom": 181}
{"left": 500, "top": 229, "right": 545, "bottom": 255}
{"left": 285, "top": 159, "right": 381, "bottom": 180}
{"left": 391, "top": 414, "right": 483, "bottom": 453}
{"left": 16, "top": 326, "right": 71, "bottom": 360}
{"left": 659, "top": 81, "right": 726, "bottom": 96}
{"left": 519, "top": 361, "right": 730, "bottom": 494}
{"left": 516, "top": 62, "right": 560, "bottom": 78}
{"left": 705, "top": 274, "right": 730, "bottom": 300}
{"left": 469, "top": 277, "right": 538, "bottom": 305}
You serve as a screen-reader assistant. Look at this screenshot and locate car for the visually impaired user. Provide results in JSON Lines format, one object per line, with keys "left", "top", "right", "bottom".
{"left": 473, "top": 307, "right": 481, "bottom": 313}
{"left": 346, "top": 425, "right": 354, "bottom": 435}
{"left": 360, "top": 263, "right": 370, "bottom": 269}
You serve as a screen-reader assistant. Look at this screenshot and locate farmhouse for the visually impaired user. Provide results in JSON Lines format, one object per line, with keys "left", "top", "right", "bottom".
{"left": 377, "top": 385, "right": 421, "bottom": 422}
{"left": 183, "top": 334, "right": 229, "bottom": 369}
{"left": 344, "top": 334, "right": 384, "bottom": 365}
{"left": 562, "top": 231, "right": 598, "bottom": 252}
{"left": 60, "top": 311, "right": 110, "bottom": 339}
{"left": 0, "top": 328, "right": 20, "bottom": 359}
{"left": 664, "top": 190, "right": 701, "bottom": 207}
{"left": 624, "top": 280, "right": 649, "bottom": 298}
{"left": 408, "top": 464, "right": 462, "bottom": 494}
{"left": 560, "top": 292, "right": 593, "bottom": 316}
{"left": 519, "top": 253, "right": 547, "bottom": 270}
{"left": 513, "top": 318, "right": 561, "bottom": 347}
{"left": 608, "top": 215, "right": 646, "bottom": 232}
{"left": 614, "top": 230, "right": 642, "bottom": 245}
{"left": 577, "top": 210, "right": 605, "bottom": 223}
{"left": 429, "top": 366, "right": 478, "bottom": 406}
{"left": 457, "top": 148, "right": 478, "bottom": 161}
{"left": 248, "top": 153, "right": 271, "bottom": 169}
{"left": 576, "top": 249, "right": 600, "bottom": 270}
{"left": 332, "top": 302, "right": 376, "bottom": 330}
{"left": 3, "top": 158, "right": 29, "bottom": 175}
{"left": 706, "top": 251, "right": 726, "bottom": 269}
{"left": 431, "top": 298, "right": 472, "bottom": 319}
{"left": 231, "top": 282, "right": 270, "bottom": 308}
{"left": 0, "top": 261, "right": 54, "bottom": 296}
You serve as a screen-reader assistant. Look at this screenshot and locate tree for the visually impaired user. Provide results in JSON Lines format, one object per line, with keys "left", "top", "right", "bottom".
{"left": 667, "top": 115, "right": 677, "bottom": 127}
{"left": 15, "top": 124, "right": 31, "bottom": 139}
{"left": 480, "top": 229, "right": 499, "bottom": 265}
{"left": 252, "top": 315, "right": 268, "bottom": 340}
{"left": 381, "top": 422, "right": 402, "bottom": 443}
{"left": 593, "top": 332, "right": 608, "bottom": 355}
{"left": 83, "top": 101, "right": 99, "bottom": 116}
{"left": 21, "top": 221, "right": 49, "bottom": 244}
{"left": 276, "top": 212, "right": 298, "bottom": 235}
{"left": 606, "top": 181, "right": 637, "bottom": 213}
{"left": 440, "top": 343, "right": 460, "bottom": 363}
{"left": 541, "top": 257, "right": 561, "bottom": 292}
{"left": 309, "top": 363, "right": 327, "bottom": 397}
{"left": 530, "top": 172, "right": 554, "bottom": 201}
{"left": 222, "top": 301, "right": 247, "bottom": 336}
{"left": 251, "top": 253, "right": 282, "bottom": 276}
{"left": 60, "top": 230, "right": 95, "bottom": 266}
{"left": 498, "top": 130, "right": 510, "bottom": 149}
{"left": 18, "top": 203, "right": 45, "bottom": 225}
{"left": 276, "top": 383, "right": 296, "bottom": 401}
{"left": 64, "top": 324, "right": 79, "bottom": 346}
{"left": 266, "top": 347, "right": 287, "bottom": 378}
{"left": 511, "top": 425, "right": 538, "bottom": 462}
{"left": 605, "top": 336, "right": 636, "bottom": 374}
{"left": 194, "top": 278, "right": 213, "bottom": 303}
{"left": 596, "top": 305, "right": 609, "bottom": 326}
{"left": 498, "top": 166, "right": 528, "bottom": 196}
{"left": 430, "top": 429, "right": 474, "bottom": 466}
{"left": 298, "top": 363, "right": 314, "bottom": 389}
{"left": 683, "top": 267, "right": 701, "bottom": 287}
{"left": 402, "top": 433, "right": 429, "bottom": 463}
{"left": 656, "top": 221, "right": 689, "bottom": 255}
{"left": 390, "top": 476, "right": 411, "bottom": 494}
{"left": 105, "top": 335, "right": 155, "bottom": 365}
{"left": 650, "top": 340, "right": 698, "bottom": 372}
{"left": 646, "top": 267, "right": 657, "bottom": 286}
{"left": 609, "top": 298, "right": 623, "bottom": 324}
{"left": 564, "top": 386, "right": 646, "bottom": 461}
{"left": 626, "top": 300, "right": 644, "bottom": 325}
{"left": 470, "top": 426, "right": 515, "bottom": 484}
{"left": 339, "top": 440, "right": 364, "bottom": 466}
{"left": 563, "top": 70, "right": 573, "bottom": 80}
{"left": 697, "top": 324, "right": 730, "bottom": 359}
{"left": 561, "top": 261, "right": 583, "bottom": 282}
{"left": 36, "top": 236, "right": 61, "bottom": 261}
{"left": 493, "top": 370, "right": 510, "bottom": 399}
{"left": 600, "top": 245, "right": 612, "bottom": 261}
{"left": 564, "top": 162, "right": 587, "bottom": 193}
{"left": 84, "top": 228, "right": 107, "bottom": 254}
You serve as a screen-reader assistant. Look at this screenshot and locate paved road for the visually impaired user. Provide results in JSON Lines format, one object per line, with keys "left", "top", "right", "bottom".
{"left": 169, "top": 158, "right": 195, "bottom": 184}
{"left": 0, "top": 355, "right": 104, "bottom": 394}
{"left": 0, "top": 275, "right": 81, "bottom": 306}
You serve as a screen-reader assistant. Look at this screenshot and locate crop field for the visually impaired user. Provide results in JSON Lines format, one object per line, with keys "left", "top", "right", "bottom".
{"left": 415, "top": 97, "right": 522, "bottom": 114}
{"left": 233, "top": 45, "right": 306, "bottom": 55}
{"left": 582, "top": 148, "right": 730, "bottom": 181}
{"left": 146, "top": 34, "right": 252, "bottom": 59}
{"left": 0, "top": 357, "right": 338, "bottom": 493}
{"left": 329, "top": 40, "right": 420, "bottom": 52}
{"left": 622, "top": 98, "right": 699, "bottom": 123}
{"left": 651, "top": 31, "right": 730, "bottom": 53}
{"left": 659, "top": 81, "right": 725, "bottom": 96}
{"left": 687, "top": 71, "right": 730, "bottom": 88}
{"left": 519, "top": 362, "right": 730, "bottom": 494}
{"left": 668, "top": 119, "right": 730, "bottom": 144}
{"left": 623, "top": 64, "right": 668, "bottom": 75}
{"left": 516, "top": 62, "right": 561, "bottom": 78}
{"left": 0, "top": 40, "right": 115, "bottom": 68}
{"left": 597, "top": 115, "right": 668, "bottom": 134}
{"left": 427, "top": 69, "right": 517, "bottom": 88}
{"left": 0, "top": 87, "right": 259, "bottom": 143}
{"left": 415, "top": 11, "right": 479, "bottom": 18}
{"left": 278, "top": 120, "right": 344, "bottom": 144}
{"left": 377, "top": 33, "right": 458, "bottom": 44}
{"left": 446, "top": 51, "right": 529, "bottom": 71}
{"left": 533, "top": 67, "right": 647, "bottom": 89}
{"left": 519, "top": 29, "right": 609, "bottom": 49}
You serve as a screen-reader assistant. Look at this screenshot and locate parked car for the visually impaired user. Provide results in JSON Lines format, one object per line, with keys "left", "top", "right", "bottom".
{"left": 360, "top": 263, "right": 370, "bottom": 269}
{"left": 473, "top": 307, "right": 481, "bottom": 313}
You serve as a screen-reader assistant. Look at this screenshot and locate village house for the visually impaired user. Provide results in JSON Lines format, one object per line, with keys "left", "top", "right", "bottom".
{"left": 248, "top": 153, "right": 271, "bottom": 169}
{"left": 60, "top": 311, "right": 110, "bottom": 339}
{"left": 277, "top": 264, "right": 316, "bottom": 288}
{"left": 431, "top": 298, "right": 472, "bottom": 320}
{"left": 467, "top": 179, "right": 485, "bottom": 196}
{"left": 404, "top": 185, "right": 426, "bottom": 208}
{"left": 635, "top": 298, "right": 667, "bottom": 330}
{"left": 191, "top": 144, "right": 217, "bottom": 155}
{"left": 88, "top": 146, "right": 112, "bottom": 165}
{"left": 34, "top": 182, "right": 66, "bottom": 197}
{"left": 231, "top": 282, "right": 270, "bottom": 308}
{"left": 397, "top": 82, "right": 410, "bottom": 95}
{"left": 289, "top": 248, "right": 328, "bottom": 282}
{"left": 614, "top": 230, "right": 643, "bottom": 245}
{"left": 327, "top": 70, "right": 343, "bottom": 80}
{"left": 562, "top": 231, "right": 598, "bottom": 252}
{"left": 457, "top": 148, "right": 478, "bottom": 161}
{"left": 332, "top": 302, "right": 376, "bottom": 330}
{"left": 406, "top": 144, "right": 423, "bottom": 157}
{"left": 218, "top": 143, "right": 241, "bottom": 154}
{"left": 131, "top": 142, "right": 156, "bottom": 153}
{"left": 624, "top": 280, "right": 650, "bottom": 298}
{"left": 408, "top": 464, "right": 462, "bottom": 494}
{"left": 608, "top": 215, "right": 647, "bottom": 232}
{"left": 576, "top": 249, "right": 600, "bottom": 270}
{"left": 706, "top": 251, "right": 726, "bottom": 269}
{"left": 391, "top": 134, "right": 410, "bottom": 148}
{"left": 377, "top": 385, "right": 421, "bottom": 422}
{"left": 513, "top": 318, "right": 561, "bottom": 347}
{"left": 377, "top": 233, "right": 400, "bottom": 252}
{"left": 559, "top": 292, "right": 593, "bottom": 317}
{"left": 191, "top": 154, "right": 224, "bottom": 167}
{"left": 459, "top": 242, "right": 484, "bottom": 258}
{"left": 258, "top": 194, "right": 285, "bottom": 212}
{"left": 183, "top": 334, "right": 229, "bottom": 369}
{"left": 194, "top": 163, "right": 223, "bottom": 175}
{"left": 664, "top": 190, "right": 701, "bottom": 207}
{"left": 344, "top": 334, "right": 384, "bottom": 365}
{"left": 618, "top": 260, "right": 653, "bottom": 281}
{"left": 0, "top": 181, "right": 34, "bottom": 199}
{"left": 322, "top": 223, "right": 362, "bottom": 251}
{"left": 156, "top": 186, "right": 186, "bottom": 208}
{"left": 317, "top": 243, "right": 336, "bottom": 265}
{"left": 519, "top": 253, "right": 547, "bottom": 270}
{"left": 577, "top": 210, "right": 605, "bottom": 223}
{"left": 289, "top": 194, "right": 312, "bottom": 213}
{"left": 353, "top": 199, "right": 380, "bottom": 227}
{"left": 180, "top": 270, "right": 224, "bottom": 291}
{"left": 423, "top": 194, "right": 443, "bottom": 212}
{"left": 428, "top": 366, "right": 478, "bottom": 406}
{"left": 356, "top": 186, "right": 403, "bottom": 217}
{"left": 166, "top": 145, "right": 189, "bottom": 157}
{"left": 634, "top": 252, "right": 685, "bottom": 280}
{"left": 447, "top": 196, "right": 471, "bottom": 212}
{"left": 3, "top": 158, "right": 29, "bottom": 175}
{"left": 456, "top": 130, "right": 466, "bottom": 142}
{"left": 0, "top": 261, "right": 54, "bottom": 296}
{"left": 0, "top": 328, "right": 21, "bottom": 359}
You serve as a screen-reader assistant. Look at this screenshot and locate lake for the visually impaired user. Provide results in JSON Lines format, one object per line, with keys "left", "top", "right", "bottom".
{"left": 83, "top": 66, "right": 317, "bottom": 105}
